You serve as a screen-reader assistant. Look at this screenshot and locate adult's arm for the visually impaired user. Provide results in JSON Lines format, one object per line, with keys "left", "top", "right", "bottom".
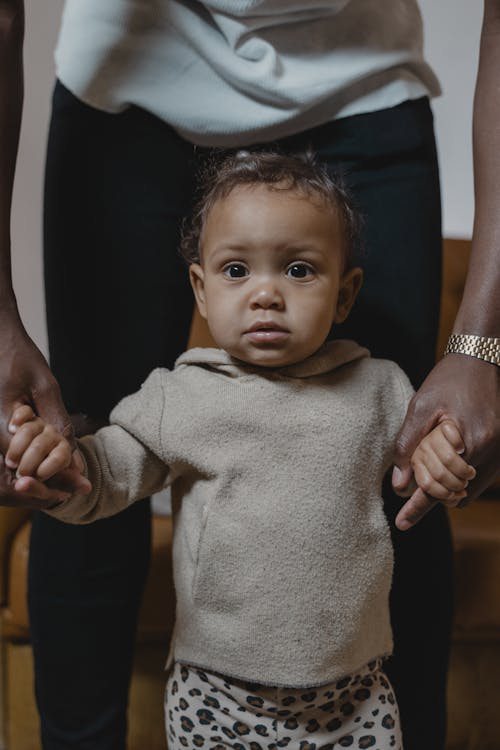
{"left": 0, "top": 1, "right": 76, "bottom": 506}
{"left": 393, "top": 0, "right": 500, "bottom": 529}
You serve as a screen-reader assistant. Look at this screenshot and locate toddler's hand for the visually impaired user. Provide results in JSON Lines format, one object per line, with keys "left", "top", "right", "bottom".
{"left": 6, "top": 405, "right": 91, "bottom": 499}
{"left": 410, "top": 419, "right": 476, "bottom": 505}
{"left": 7, "top": 404, "right": 73, "bottom": 480}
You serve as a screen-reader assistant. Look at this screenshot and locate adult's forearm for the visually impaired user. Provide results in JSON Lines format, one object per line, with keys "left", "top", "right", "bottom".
{"left": 0, "top": 0, "right": 24, "bottom": 310}
{"left": 453, "top": 0, "right": 500, "bottom": 336}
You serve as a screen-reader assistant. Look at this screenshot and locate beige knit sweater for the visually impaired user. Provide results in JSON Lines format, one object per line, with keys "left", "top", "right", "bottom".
{"left": 48, "top": 340, "right": 414, "bottom": 687}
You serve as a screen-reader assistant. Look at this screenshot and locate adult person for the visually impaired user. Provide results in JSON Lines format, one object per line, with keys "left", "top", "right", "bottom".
{"left": 0, "top": 2, "right": 499, "bottom": 749}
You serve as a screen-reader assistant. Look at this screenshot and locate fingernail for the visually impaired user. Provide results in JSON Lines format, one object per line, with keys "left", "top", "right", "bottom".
{"left": 397, "top": 519, "right": 411, "bottom": 531}
{"left": 5, "top": 458, "right": 17, "bottom": 469}
{"left": 8, "top": 424, "right": 16, "bottom": 434}
{"left": 392, "top": 466, "right": 402, "bottom": 484}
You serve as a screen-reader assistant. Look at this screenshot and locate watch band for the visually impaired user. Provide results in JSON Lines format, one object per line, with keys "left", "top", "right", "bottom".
{"left": 444, "top": 333, "right": 500, "bottom": 366}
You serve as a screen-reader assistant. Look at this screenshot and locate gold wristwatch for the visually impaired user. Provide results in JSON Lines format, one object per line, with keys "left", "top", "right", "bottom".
{"left": 445, "top": 333, "right": 500, "bottom": 366}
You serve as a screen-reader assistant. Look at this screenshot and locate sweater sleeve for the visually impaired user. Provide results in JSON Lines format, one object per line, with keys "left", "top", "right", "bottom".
{"left": 379, "top": 362, "right": 416, "bottom": 475}
{"left": 396, "top": 367, "right": 415, "bottom": 423}
{"left": 45, "top": 368, "right": 172, "bottom": 524}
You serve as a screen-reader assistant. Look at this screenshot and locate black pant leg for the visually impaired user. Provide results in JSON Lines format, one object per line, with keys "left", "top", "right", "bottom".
{"left": 29, "top": 82, "right": 197, "bottom": 750}
{"left": 43, "top": 84, "right": 196, "bottom": 410}
{"left": 277, "top": 98, "right": 451, "bottom": 750}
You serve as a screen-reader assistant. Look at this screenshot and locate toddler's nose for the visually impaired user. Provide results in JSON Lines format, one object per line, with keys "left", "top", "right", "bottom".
{"left": 250, "top": 281, "right": 285, "bottom": 309}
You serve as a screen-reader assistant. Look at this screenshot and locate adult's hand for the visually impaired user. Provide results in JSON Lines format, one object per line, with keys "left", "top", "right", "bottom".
{"left": 392, "top": 353, "right": 500, "bottom": 530}
{"left": 0, "top": 316, "right": 80, "bottom": 508}
{"left": 0, "top": 452, "right": 87, "bottom": 509}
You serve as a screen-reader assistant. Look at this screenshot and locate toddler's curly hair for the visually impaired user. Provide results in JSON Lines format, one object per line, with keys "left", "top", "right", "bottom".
{"left": 180, "top": 150, "right": 363, "bottom": 269}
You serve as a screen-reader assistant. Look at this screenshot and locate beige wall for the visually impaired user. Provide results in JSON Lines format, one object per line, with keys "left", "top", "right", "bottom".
{"left": 11, "top": 1, "right": 482, "bottom": 358}
{"left": 11, "top": 0, "right": 63, "bottom": 357}
{"left": 419, "top": 0, "right": 482, "bottom": 239}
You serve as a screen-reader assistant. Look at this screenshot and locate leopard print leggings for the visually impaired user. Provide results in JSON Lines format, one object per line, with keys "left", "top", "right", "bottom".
{"left": 166, "top": 660, "right": 402, "bottom": 750}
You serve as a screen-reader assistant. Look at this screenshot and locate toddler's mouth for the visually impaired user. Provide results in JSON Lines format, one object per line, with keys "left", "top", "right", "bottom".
{"left": 245, "top": 321, "right": 289, "bottom": 343}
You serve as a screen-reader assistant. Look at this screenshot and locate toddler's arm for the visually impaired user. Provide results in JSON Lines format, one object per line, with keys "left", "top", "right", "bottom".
{"left": 5, "top": 386, "right": 172, "bottom": 523}
{"left": 410, "top": 419, "right": 476, "bottom": 505}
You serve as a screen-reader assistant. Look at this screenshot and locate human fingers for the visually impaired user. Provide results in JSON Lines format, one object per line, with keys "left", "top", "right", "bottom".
{"left": 16, "top": 424, "right": 66, "bottom": 479}
{"left": 14, "top": 474, "right": 71, "bottom": 503}
{"left": 408, "top": 354, "right": 500, "bottom": 504}
{"left": 15, "top": 468, "right": 92, "bottom": 502}
{"left": 438, "top": 419, "right": 466, "bottom": 453}
{"left": 411, "top": 459, "right": 468, "bottom": 503}
{"left": 412, "top": 441, "right": 473, "bottom": 493}
{"left": 426, "top": 427, "right": 476, "bottom": 481}
{"left": 8, "top": 404, "right": 36, "bottom": 432}
{"left": 5, "top": 418, "right": 45, "bottom": 470}
{"left": 0, "top": 455, "right": 66, "bottom": 509}
{"left": 33, "top": 373, "right": 76, "bottom": 450}
{"left": 0, "top": 326, "right": 73, "bottom": 456}
{"left": 34, "top": 440, "right": 73, "bottom": 481}
{"left": 392, "top": 393, "right": 438, "bottom": 495}
{"left": 395, "top": 487, "right": 438, "bottom": 531}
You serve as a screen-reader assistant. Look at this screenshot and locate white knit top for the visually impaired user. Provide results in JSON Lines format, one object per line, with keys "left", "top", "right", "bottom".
{"left": 48, "top": 341, "right": 415, "bottom": 687}
{"left": 55, "top": 0, "right": 440, "bottom": 146}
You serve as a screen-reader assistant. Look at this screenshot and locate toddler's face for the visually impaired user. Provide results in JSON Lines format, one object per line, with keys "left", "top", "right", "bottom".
{"left": 189, "top": 184, "right": 362, "bottom": 367}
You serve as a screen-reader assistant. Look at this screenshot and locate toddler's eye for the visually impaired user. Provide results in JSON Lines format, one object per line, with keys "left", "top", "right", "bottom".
{"left": 286, "top": 263, "right": 313, "bottom": 279}
{"left": 223, "top": 264, "right": 248, "bottom": 279}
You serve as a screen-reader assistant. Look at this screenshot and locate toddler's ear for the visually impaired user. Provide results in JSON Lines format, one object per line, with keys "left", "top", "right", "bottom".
{"left": 189, "top": 263, "right": 207, "bottom": 319}
{"left": 334, "top": 266, "right": 363, "bottom": 323}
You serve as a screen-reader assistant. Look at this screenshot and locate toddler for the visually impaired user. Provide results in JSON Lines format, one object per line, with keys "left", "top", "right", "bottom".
{"left": 6, "top": 153, "right": 474, "bottom": 750}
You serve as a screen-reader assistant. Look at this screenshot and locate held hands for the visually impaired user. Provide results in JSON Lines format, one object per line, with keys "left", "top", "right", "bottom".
{"left": 0, "top": 323, "right": 84, "bottom": 507}
{"left": 4, "top": 405, "right": 91, "bottom": 504}
{"left": 395, "top": 418, "right": 476, "bottom": 531}
{"left": 393, "top": 354, "right": 500, "bottom": 530}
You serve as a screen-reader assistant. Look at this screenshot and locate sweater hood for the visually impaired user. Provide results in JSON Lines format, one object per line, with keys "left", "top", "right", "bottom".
{"left": 175, "top": 339, "right": 369, "bottom": 379}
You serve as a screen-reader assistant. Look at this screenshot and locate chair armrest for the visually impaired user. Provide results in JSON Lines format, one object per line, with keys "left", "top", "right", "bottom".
{"left": 0, "top": 508, "right": 31, "bottom": 605}
{"left": 449, "top": 497, "right": 500, "bottom": 639}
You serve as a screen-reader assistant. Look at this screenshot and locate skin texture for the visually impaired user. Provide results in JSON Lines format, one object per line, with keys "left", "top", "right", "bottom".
{"left": 409, "top": 420, "right": 476, "bottom": 503}
{"left": 189, "top": 185, "right": 363, "bottom": 368}
{"left": 393, "top": 0, "right": 500, "bottom": 529}
{"left": 5, "top": 404, "right": 90, "bottom": 500}
{"left": 0, "top": 1, "right": 499, "bottom": 522}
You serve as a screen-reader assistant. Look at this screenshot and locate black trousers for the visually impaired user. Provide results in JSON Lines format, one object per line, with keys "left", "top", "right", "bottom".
{"left": 29, "top": 81, "right": 452, "bottom": 750}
